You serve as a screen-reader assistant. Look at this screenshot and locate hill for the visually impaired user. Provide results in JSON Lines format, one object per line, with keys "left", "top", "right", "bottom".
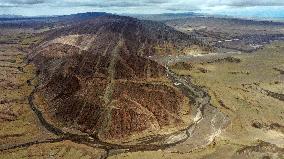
{"left": 29, "top": 15, "right": 211, "bottom": 144}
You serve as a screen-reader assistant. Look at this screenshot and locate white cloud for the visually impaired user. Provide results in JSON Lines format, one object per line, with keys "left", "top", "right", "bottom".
{"left": 0, "top": 0, "right": 284, "bottom": 16}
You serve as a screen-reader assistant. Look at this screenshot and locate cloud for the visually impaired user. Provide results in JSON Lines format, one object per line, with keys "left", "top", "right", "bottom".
{"left": 0, "top": 0, "right": 284, "bottom": 16}
{"left": 50, "top": 0, "right": 173, "bottom": 8}
{"left": 2, "top": 0, "right": 284, "bottom": 9}
{"left": 59, "top": 1, "right": 147, "bottom": 8}
{"left": 206, "top": 0, "right": 284, "bottom": 7}
{"left": 0, "top": 0, "right": 45, "bottom": 7}
{"left": 2, "top": 0, "right": 45, "bottom": 5}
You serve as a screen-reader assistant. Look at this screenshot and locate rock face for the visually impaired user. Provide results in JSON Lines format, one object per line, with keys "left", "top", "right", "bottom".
{"left": 29, "top": 15, "right": 209, "bottom": 144}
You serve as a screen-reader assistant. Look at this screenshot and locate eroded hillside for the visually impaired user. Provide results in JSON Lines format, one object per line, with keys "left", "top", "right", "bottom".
{"left": 27, "top": 15, "right": 214, "bottom": 145}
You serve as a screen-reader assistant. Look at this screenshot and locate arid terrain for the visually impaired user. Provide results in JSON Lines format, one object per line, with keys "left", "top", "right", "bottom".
{"left": 0, "top": 13, "right": 283, "bottom": 159}
{"left": 134, "top": 14, "right": 284, "bottom": 53}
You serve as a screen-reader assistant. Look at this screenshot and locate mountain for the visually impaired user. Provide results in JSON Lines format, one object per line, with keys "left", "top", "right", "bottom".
{"left": 0, "top": 12, "right": 111, "bottom": 29}
{"left": 127, "top": 12, "right": 204, "bottom": 21}
{"left": 0, "top": 14, "right": 24, "bottom": 18}
{"left": 54, "top": 12, "right": 110, "bottom": 21}
{"left": 29, "top": 15, "right": 211, "bottom": 144}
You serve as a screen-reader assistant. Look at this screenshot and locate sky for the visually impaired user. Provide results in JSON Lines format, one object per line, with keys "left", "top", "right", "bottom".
{"left": 0, "top": 0, "right": 284, "bottom": 19}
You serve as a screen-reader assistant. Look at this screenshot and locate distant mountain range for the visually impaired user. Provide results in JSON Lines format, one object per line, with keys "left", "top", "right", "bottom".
{"left": 126, "top": 12, "right": 204, "bottom": 21}
{"left": 128, "top": 12, "right": 284, "bottom": 22}
{"left": 0, "top": 14, "right": 25, "bottom": 18}
{"left": 0, "top": 12, "right": 110, "bottom": 20}
{"left": 1, "top": 12, "right": 283, "bottom": 22}
{"left": 0, "top": 12, "right": 112, "bottom": 29}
